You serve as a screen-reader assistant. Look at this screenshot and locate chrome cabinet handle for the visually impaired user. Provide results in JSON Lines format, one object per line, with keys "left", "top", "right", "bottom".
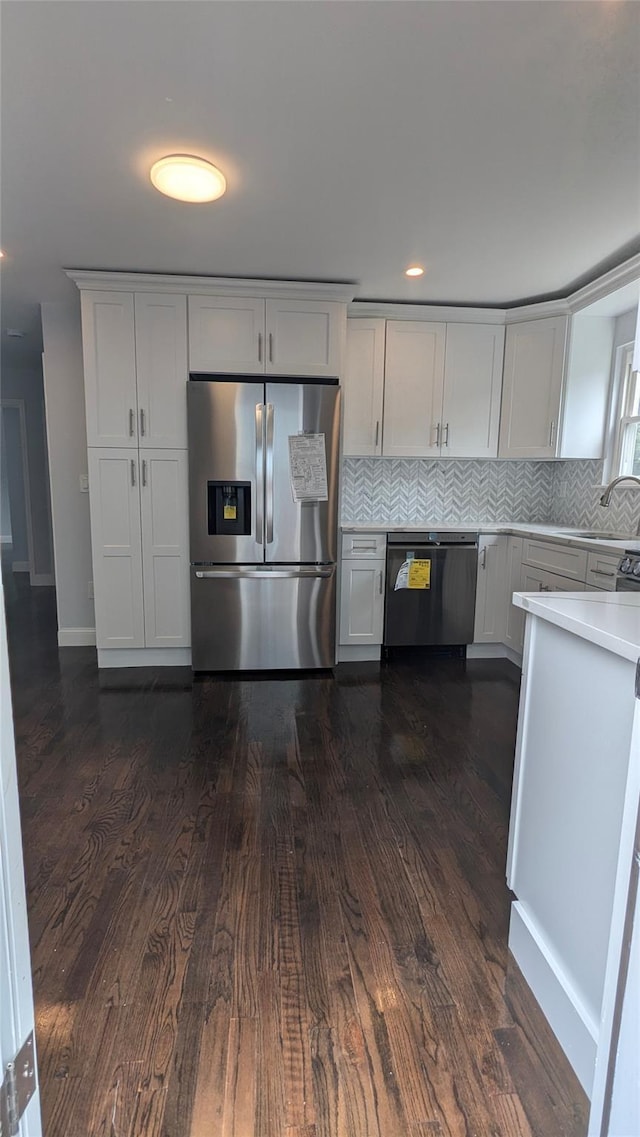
{"left": 255, "top": 404, "right": 264, "bottom": 545}
{"left": 265, "top": 403, "right": 274, "bottom": 544}
{"left": 268, "top": 332, "right": 274, "bottom": 364}
{"left": 140, "top": 408, "right": 146, "bottom": 436}
{"left": 480, "top": 547, "right": 487, "bottom": 570}
{"left": 130, "top": 459, "right": 136, "bottom": 486}
{"left": 443, "top": 423, "right": 450, "bottom": 447}
{"left": 549, "top": 420, "right": 556, "bottom": 447}
{"left": 375, "top": 420, "right": 380, "bottom": 448}
{"left": 129, "top": 408, "right": 135, "bottom": 437}
{"left": 142, "top": 459, "right": 147, "bottom": 487}
{"left": 378, "top": 569, "right": 383, "bottom": 595}
{"left": 435, "top": 422, "right": 441, "bottom": 448}
{"left": 591, "top": 569, "right": 615, "bottom": 578}
{"left": 258, "top": 332, "right": 263, "bottom": 363}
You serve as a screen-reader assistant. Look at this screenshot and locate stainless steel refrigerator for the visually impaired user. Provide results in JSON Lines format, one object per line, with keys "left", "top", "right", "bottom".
{"left": 187, "top": 376, "right": 340, "bottom": 671}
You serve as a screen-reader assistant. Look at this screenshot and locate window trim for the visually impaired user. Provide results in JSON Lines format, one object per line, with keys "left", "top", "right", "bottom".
{"left": 607, "top": 343, "right": 640, "bottom": 483}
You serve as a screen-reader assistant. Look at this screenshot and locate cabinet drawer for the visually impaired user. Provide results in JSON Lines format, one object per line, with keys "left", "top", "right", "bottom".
{"left": 585, "top": 550, "right": 619, "bottom": 591}
{"left": 341, "top": 532, "right": 387, "bottom": 559}
{"left": 521, "top": 539, "right": 587, "bottom": 581}
{"left": 521, "top": 565, "right": 586, "bottom": 594}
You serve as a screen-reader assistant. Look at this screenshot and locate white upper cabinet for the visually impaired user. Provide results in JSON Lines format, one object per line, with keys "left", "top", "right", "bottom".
{"left": 82, "top": 291, "right": 138, "bottom": 448}
{"left": 81, "top": 290, "right": 188, "bottom": 449}
{"left": 442, "top": 324, "right": 504, "bottom": 458}
{"left": 134, "top": 294, "right": 188, "bottom": 448}
{"left": 382, "top": 321, "right": 446, "bottom": 457}
{"left": 188, "top": 296, "right": 265, "bottom": 373}
{"left": 265, "top": 299, "right": 343, "bottom": 377}
{"left": 498, "top": 316, "right": 568, "bottom": 458}
{"left": 188, "top": 296, "right": 344, "bottom": 377}
{"left": 343, "top": 319, "right": 386, "bottom": 455}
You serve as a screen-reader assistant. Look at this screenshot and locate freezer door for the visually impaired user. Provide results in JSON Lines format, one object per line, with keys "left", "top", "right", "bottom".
{"left": 188, "top": 379, "right": 265, "bottom": 564}
{"left": 265, "top": 382, "right": 340, "bottom": 564}
{"left": 190, "top": 565, "right": 336, "bottom": 670}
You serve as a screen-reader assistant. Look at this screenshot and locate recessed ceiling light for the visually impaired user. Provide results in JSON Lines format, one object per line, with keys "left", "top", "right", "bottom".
{"left": 149, "top": 154, "right": 226, "bottom": 203}
{"left": 405, "top": 265, "right": 425, "bottom": 278}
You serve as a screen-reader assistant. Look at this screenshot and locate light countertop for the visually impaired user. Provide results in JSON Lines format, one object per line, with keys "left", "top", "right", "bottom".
{"left": 512, "top": 590, "right": 640, "bottom": 663}
{"left": 340, "top": 522, "right": 640, "bottom": 554}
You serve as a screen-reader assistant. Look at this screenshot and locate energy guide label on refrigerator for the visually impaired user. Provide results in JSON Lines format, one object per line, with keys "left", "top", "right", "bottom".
{"left": 288, "top": 433, "right": 328, "bottom": 502}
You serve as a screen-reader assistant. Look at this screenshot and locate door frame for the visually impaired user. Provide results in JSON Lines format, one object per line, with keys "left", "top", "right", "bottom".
{"left": 0, "top": 400, "right": 36, "bottom": 581}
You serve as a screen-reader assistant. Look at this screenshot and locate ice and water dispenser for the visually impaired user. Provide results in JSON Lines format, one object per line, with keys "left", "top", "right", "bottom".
{"left": 207, "top": 482, "right": 251, "bottom": 536}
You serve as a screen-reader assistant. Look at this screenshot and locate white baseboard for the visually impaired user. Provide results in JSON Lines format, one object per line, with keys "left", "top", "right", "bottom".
{"left": 30, "top": 573, "right": 55, "bottom": 587}
{"left": 508, "top": 901, "right": 597, "bottom": 1097}
{"left": 337, "top": 644, "right": 382, "bottom": 663}
{"left": 12, "top": 561, "right": 30, "bottom": 573}
{"left": 97, "top": 647, "right": 191, "bottom": 668}
{"left": 58, "top": 627, "right": 97, "bottom": 647}
{"left": 468, "top": 642, "right": 522, "bottom": 667}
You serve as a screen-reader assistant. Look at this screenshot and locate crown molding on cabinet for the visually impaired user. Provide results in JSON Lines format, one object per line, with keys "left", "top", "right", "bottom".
{"left": 65, "top": 270, "right": 357, "bottom": 304}
{"left": 504, "top": 299, "right": 571, "bottom": 323}
{"left": 348, "top": 302, "right": 506, "bottom": 324}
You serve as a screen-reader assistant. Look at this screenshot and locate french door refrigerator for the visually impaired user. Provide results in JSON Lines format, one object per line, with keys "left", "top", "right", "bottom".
{"left": 188, "top": 376, "right": 340, "bottom": 670}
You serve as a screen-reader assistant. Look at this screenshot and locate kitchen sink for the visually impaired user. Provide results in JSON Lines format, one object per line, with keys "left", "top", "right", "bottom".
{"left": 562, "top": 531, "right": 634, "bottom": 540}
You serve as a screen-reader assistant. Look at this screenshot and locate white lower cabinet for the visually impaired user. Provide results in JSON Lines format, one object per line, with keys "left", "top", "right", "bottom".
{"left": 88, "top": 448, "right": 190, "bottom": 650}
{"left": 474, "top": 535, "right": 507, "bottom": 643}
{"left": 339, "top": 559, "right": 385, "bottom": 645}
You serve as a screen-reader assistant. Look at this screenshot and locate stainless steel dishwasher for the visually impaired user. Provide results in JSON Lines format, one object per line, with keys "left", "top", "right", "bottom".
{"left": 384, "top": 531, "right": 478, "bottom": 648}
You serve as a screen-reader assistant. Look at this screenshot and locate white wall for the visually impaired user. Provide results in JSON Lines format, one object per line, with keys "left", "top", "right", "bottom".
{"left": 0, "top": 407, "right": 29, "bottom": 564}
{"left": 0, "top": 362, "right": 54, "bottom": 582}
{"left": 41, "top": 301, "right": 95, "bottom": 642}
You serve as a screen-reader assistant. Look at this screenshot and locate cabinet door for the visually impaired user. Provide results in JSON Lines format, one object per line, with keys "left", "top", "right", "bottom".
{"left": 504, "top": 537, "right": 525, "bottom": 653}
{"left": 81, "top": 291, "right": 138, "bottom": 447}
{"left": 188, "top": 296, "right": 264, "bottom": 373}
{"left": 442, "top": 324, "right": 504, "bottom": 458}
{"left": 135, "top": 293, "right": 188, "bottom": 448}
{"left": 339, "top": 558, "right": 385, "bottom": 645}
{"left": 382, "top": 322, "right": 446, "bottom": 457}
{"left": 88, "top": 449, "right": 144, "bottom": 648}
{"left": 343, "top": 320, "right": 386, "bottom": 455}
{"left": 498, "top": 316, "right": 568, "bottom": 458}
{"left": 265, "top": 299, "right": 344, "bottom": 377}
{"left": 140, "top": 450, "right": 190, "bottom": 648}
{"left": 474, "top": 535, "right": 507, "bottom": 642}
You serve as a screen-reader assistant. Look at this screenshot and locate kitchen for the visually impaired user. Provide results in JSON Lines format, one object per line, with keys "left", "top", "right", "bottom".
{"left": 1, "top": 3, "right": 640, "bottom": 1136}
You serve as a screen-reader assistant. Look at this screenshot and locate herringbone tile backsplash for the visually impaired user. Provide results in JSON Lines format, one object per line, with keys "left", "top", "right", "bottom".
{"left": 550, "top": 460, "right": 640, "bottom": 533}
{"left": 341, "top": 458, "right": 555, "bottom": 524}
{"left": 341, "top": 457, "right": 640, "bottom": 533}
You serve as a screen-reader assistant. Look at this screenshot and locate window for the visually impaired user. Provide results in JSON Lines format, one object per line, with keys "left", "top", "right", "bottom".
{"left": 611, "top": 345, "right": 640, "bottom": 477}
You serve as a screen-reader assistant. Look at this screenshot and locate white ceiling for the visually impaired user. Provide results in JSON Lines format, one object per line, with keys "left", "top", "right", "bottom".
{"left": 1, "top": 0, "right": 639, "bottom": 368}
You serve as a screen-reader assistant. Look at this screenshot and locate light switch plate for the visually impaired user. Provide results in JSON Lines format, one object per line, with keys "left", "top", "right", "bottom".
{"left": 79, "top": 474, "right": 89, "bottom": 493}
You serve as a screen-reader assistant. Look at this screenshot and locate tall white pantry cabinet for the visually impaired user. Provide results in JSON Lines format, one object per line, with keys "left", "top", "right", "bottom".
{"left": 80, "top": 290, "right": 191, "bottom": 658}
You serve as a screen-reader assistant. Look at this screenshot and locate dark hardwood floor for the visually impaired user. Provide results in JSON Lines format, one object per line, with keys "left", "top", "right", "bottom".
{"left": 4, "top": 569, "right": 589, "bottom": 1137}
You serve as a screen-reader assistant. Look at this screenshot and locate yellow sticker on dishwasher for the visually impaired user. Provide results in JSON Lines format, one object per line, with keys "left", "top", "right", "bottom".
{"left": 408, "top": 559, "right": 431, "bottom": 588}
{"left": 223, "top": 505, "right": 237, "bottom": 520}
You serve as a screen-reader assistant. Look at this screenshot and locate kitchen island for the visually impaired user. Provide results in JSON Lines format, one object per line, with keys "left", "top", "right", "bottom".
{"left": 506, "top": 590, "right": 640, "bottom": 1123}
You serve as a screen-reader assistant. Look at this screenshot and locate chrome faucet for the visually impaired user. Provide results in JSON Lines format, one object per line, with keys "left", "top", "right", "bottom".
{"left": 599, "top": 475, "right": 640, "bottom": 535}
{"left": 599, "top": 475, "right": 640, "bottom": 506}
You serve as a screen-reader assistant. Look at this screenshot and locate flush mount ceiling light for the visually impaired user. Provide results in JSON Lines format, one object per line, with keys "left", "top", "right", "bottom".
{"left": 405, "top": 265, "right": 425, "bottom": 277}
{"left": 149, "top": 154, "right": 226, "bottom": 203}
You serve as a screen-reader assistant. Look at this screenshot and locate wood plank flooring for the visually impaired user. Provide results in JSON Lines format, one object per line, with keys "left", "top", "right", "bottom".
{"left": 4, "top": 572, "right": 589, "bottom": 1137}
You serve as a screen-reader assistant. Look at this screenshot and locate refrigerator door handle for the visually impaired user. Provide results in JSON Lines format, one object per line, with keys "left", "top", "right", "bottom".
{"left": 255, "top": 403, "right": 265, "bottom": 545}
{"left": 265, "top": 402, "right": 274, "bottom": 544}
{"left": 195, "top": 566, "right": 335, "bottom": 580}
